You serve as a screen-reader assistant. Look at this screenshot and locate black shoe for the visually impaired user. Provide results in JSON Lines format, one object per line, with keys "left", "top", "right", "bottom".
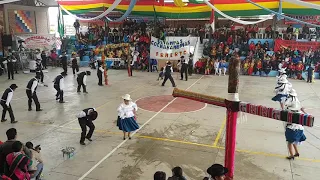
{"left": 1, "top": 119, "right": 7, "bottom": 122}
{"left": 294, "top": 153, "right": 300, "bottom": 157}
{"left": 77, "top": 91, "right": 81, "bottom": 93}
{"left": 59, "top": 101, "right": 65, "bottom": 103}
{"left": 36, "top": 109, "right": 43, "bottom": 111}
{"left": 123, "top": 137, "right": 126, "bottom": 140}
{"left": 86, "top": 137, "right": 92, "bottom": 141}
{"left": 56, "top": 97, "right": 60, "bottom": 100}
{"left": 28, "top": 108, "right": 32, "bottom": 111}
{"left": 84, "top": 92, "right": 88, "bottom": 94}
{"left": 80, "top": 142, "right": 86, "bottom": 145}
{"left": 11, "top": 120, "right": 18, "bottom": 124}
{"left": 129, "top": 136, "right": 132, "bottom": 140}
{"left": 161, "top": 84, "right": 164, "bottom": 86}
{"left": 286, "top": 156, "right": 295, "bottom": 160}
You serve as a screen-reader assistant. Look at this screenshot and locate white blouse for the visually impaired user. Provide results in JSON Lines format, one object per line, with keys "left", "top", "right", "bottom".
{"left": 117, "top": 102, "right": 138, "bottom": 119}
{"left": 275, "top": 83, "right": 292, "bottom": 95}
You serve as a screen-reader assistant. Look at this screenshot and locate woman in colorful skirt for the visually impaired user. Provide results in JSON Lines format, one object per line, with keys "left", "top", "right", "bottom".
{"left": 117, "top": 94, "right": 139, "bottom": 140}
{"left": 272, "top": 75, "right": 292, "bottom": 110}
{"left": 283, "top": 89, "right": 307, "bottom": 160}
{"left": 6, "top": 141, "right": 31, "bottom": 180}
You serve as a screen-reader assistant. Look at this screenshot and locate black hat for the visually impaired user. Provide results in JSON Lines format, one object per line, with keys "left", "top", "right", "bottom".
{"left": 207, "top": 164, "right": 228, "bottom": 177}
{"left": 89, "top": 111, "right": 98, "bottom": 121}
{"left": 35, "top": 74, "right": 41, "bottom": 79}
{"left": 181, "top": 56, "right": 185, "bottom": 58}
{"left": 86, "top": 71, "right": 91, "bottom": 76}
{"left": 10, "top": 84, "right": 18, "bottom": 89}
{"left": 166, "top": 61, "right": 171, "bottom": 65}
{"left": 61, "top": 72, "right": 67, "bottom": 76}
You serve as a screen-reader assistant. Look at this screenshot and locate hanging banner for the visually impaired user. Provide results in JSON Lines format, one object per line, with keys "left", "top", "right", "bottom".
{"left": 274, "top": 39, "right": 320, "bottom": 52}
{"left": 150, "top": 36, "right": 198, "bottom": 60}
{"left": 15, "top": 34, "right": 61, "bottom": 50}
{"left": 284, "top": 15, "right": 320, "bottom": 25}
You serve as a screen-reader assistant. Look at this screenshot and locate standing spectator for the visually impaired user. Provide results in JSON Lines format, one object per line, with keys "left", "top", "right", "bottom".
{"left": 168, "top": 166, "right": 187, "bottom": 180}
{"left": 307, "top": 65, "right": 314, "bottom": 83}
{"left": 287, "top": 62, "right": 296, "bottom": 78}
{"left": 74, "top": 20, "right": 80, "bottom": 34}
{"left": 50, "top": 49, "right": 58, "bottom": 67}
{"left": 41, "top": 51, "right": 47, "bottom": 69}
{"left": 302, "top": 24, "right": 309, "bottom": 39}
{"left": 286, "top": 25, "right": 294, "bottom": 39}
{"left": 265, "top": 25, "right": 272, "bottom": 38}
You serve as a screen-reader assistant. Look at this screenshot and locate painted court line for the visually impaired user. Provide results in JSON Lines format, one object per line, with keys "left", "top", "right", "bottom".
{"left": 78, "top": 75, "right": 204, "bottom": 180}
{"left": 213, "top": 119, "right": 226, "bottom": 147}
{"left": 64, "top": 127, "right": 320, "bottom": 163}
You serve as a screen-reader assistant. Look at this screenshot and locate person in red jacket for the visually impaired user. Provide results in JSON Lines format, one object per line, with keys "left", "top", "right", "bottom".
{"left": 227, "top": 35, "right": 233, "bottom": 46}
{"left": 249, "top": 42, "right": 255, "bottom": 51}
{"left": 295, "top": 61, "right": 304, "bottom": 80}
{"left": 287, "top": 62, "right": 296, "bottom": 78}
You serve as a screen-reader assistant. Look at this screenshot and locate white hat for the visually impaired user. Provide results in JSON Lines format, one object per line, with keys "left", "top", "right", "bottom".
{"left": 122, "top": 94, "right": 132, "bottom": 101}
{"left": 278, "top": 77, "right": 288, "bottom": 84}
{"left": 289, "top": 89, "right": 297, "bottom": 96}
{"left": 288, "top": 101, "right": 301, "bottom": 111}
{"left": 278, "top": 68, "right": 286, "bottom": 73}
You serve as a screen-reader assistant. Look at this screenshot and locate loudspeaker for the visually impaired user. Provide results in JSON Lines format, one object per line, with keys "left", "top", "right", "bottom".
{"left": 2, "top": 35, "right": 12, "bottom": 47}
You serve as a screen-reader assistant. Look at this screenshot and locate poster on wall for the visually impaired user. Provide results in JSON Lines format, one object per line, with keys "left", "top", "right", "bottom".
{"left": 15, "top": 34, "right": 61, "bottom": 50}
{"left": 8, "top": 9, "right": 36, "bottom": 34}
{"left": 150, "top": 36, "right": 198, "bottom": 60}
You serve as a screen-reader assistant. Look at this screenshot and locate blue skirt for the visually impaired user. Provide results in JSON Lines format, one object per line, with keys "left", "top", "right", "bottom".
{"left": 285, "top": 128, "right": 306, "bottom": 144}
{"left": 117, "top": 116, "right": 139, "bottom": 132}
{"left": 272, "top": 94, "right": 288, "bottom": 102}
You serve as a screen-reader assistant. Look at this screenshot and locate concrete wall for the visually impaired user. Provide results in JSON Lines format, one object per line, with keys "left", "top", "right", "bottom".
{"left": 3, "top": 4, "right": 49, "bottom": 35}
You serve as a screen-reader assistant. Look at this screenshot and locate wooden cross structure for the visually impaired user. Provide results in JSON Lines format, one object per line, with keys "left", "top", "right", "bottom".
{"left": 172, "top": 56, "right": 315, "bottom": 178}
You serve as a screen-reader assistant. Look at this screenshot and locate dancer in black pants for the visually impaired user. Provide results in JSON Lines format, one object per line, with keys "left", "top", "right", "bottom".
{"left": 71, "top": 53, "right": 79, "bottom": 75}
{"left": 1, "top": 84, "right": 18, "bottom": 123}
{"left": 6, "top": 56, "right": 16, "bottom": 80}
{"left": 180, "top": 56, "right": 188, "bottom": 81}
{"left": 97, "top": 60, "right": 104, "bottom": 86}
{"left": 35, "top": 59, "right": 44, "bottom": 83}
{"left": 26, "top": 74, "right": 45, "bottom": 111}
{"left": 60, "top": 51, "right": 68, "bottom": 75}
{"left": 76, "top": 108, "right": 98, "bottom": 145}
{"left": 77, "top": 71, "right": 91, "bottom": 93}
{"left": 162, "top": 61, "right": 176, "bottom": 87}
{"left": 53, "top": 72, "right": 67, "bottom": 103}
{"left": 41, "top": 50, "right": 47, "bottom": 69}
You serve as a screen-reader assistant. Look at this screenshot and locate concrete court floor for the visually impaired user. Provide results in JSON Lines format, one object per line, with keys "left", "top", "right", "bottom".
{"left": 0, "top": 67, "right": 320, "bottom": 180}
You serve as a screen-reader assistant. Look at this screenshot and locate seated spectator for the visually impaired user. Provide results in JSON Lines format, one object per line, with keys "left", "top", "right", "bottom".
{"left": 204, "top": 164, "right": 229, "bottom": 180}
{"left": 295, "top": 61, "right": 304, "bottom": 80}
{"left": 263, "top": 60, "right": 272, "bottom": 77}
{"left": 287, "top": 62, "right": 296, "bottom": 78}
{"left": 242, "top": 59, "right": 249, "bottom": 75}
{"left": 265, "top": 25, "right": 272, "bottom": 38}
{"left": 292, "top": 55, "right": 301, "bottom": 64}
{"left": 154, "top": 171, "right": 166, "bottom": 180}
{"left": 249, "top": 41, "right": 255, "bottom": 52}
{"left": 5, "top": 141, "right": 31, "bottom": 180}
{"left": 25, "top": 142, "right": 43, "bottom": 180}
{"left": 0, "top": 128, "right": 31, "bottom": 175}
{"left": 168, "top": 166, "right": 187, "bottom": 180}
{"left": 219, "top": 60, "right": 227, "bottom": 76}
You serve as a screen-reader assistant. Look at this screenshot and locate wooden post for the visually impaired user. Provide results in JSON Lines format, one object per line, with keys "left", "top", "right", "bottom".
{"left": 224, "top": 56, "right": 241, "bottom": 178}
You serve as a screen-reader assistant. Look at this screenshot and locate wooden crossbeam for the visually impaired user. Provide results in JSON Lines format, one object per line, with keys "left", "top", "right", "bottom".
{"left": 172, "top": 88, "right": 314, "bottom": 127}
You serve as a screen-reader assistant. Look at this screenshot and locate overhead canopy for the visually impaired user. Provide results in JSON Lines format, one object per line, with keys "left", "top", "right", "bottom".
{"left": 57, "top": 0, "right": 320, "bottom": 19}
{"left": 0, "top": 0, "right": 21, "bottom": 5}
